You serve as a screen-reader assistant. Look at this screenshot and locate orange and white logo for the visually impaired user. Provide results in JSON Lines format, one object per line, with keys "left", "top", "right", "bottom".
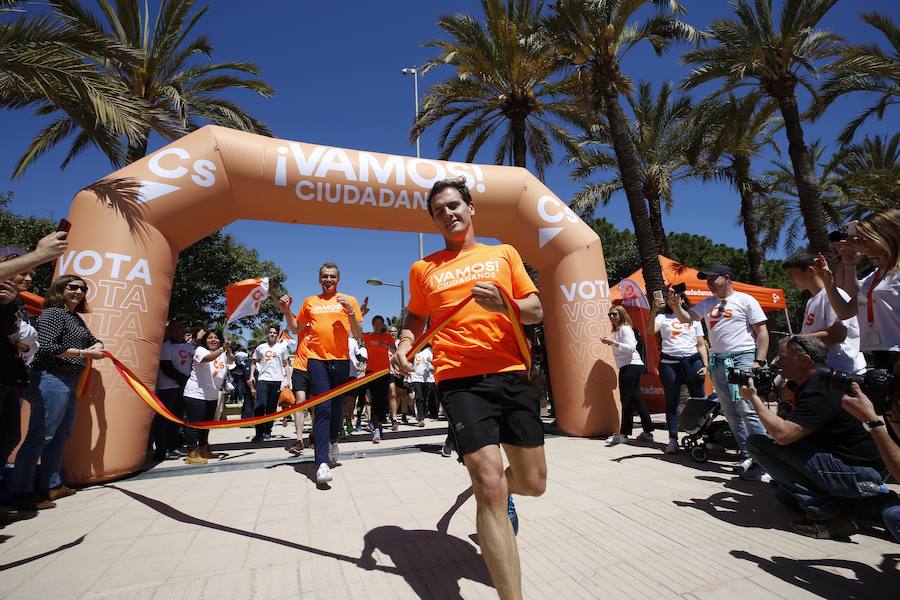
{"left": 707, "top": 305, "right": 733, "bottom": 328}
{"left": 225, "top": 277, "right": 269, "bottom": 324}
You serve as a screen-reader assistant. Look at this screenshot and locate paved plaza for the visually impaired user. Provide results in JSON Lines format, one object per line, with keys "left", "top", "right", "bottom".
{"left": 1, "top": 418, "right": 897, "bottom": 599}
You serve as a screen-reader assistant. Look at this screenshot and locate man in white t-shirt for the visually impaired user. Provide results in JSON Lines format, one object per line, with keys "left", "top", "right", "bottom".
{"left": 782, "top": 251, "right": 866, "bottom": 374}
{"left": 154, "top": 321, "right": 194, "bottom": 460}
{"left": 250, "top": 327, "right": 290, "bottom": 443}
{"left": 670, "top": 264, "right": 770, "bottom": 480}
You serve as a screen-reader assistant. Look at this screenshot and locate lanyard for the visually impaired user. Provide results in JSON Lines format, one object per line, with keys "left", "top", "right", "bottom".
{"left": 866, "top": 269, "right": 885, "bottom": 324}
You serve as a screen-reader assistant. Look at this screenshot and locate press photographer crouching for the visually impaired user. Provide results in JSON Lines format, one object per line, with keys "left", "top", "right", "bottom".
{"left": 738, "top": 336, "right": 899, "bottom": 541}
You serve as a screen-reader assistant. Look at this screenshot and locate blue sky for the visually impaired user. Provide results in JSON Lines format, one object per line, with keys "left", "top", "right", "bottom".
{"left": 1, "top": 0, "right": 895, "bottom": 326}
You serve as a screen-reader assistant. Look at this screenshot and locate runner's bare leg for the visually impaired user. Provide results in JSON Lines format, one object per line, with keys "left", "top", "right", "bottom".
{"left": 502, "top": 444, "right": 547, "bottom": 497}
{"left": 463, "top": 444, "right": 522, "bottom": 600}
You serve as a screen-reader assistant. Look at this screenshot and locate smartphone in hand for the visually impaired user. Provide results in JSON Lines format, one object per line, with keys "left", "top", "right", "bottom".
{"left": 56, "top": 218, "right": 71, "bottom": 234}
{"left": 652, "top": 290, "right": 664, "bottom": 303}
{"left": 846, "top": 220, "right": 858, "bottom": 237}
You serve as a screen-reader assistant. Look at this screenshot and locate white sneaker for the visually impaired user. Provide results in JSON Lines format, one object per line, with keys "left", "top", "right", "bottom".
{"left": 328, "top": 442, "right": 339, "bottom": 467}
{"left": 316, "top": 463, "right": 332, "bottom": 484}
{"left": 760, "top": 472, "right": 773, "bottom": 484}
{"left": 606, "top": 433, "right": 627, "bottom": 446}
{"left": 733, "top": 457, "right": 754, "bottom": 473}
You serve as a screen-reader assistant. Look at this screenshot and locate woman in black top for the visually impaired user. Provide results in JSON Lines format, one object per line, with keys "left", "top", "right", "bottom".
{"left": 9, "top": 275, "right": 105, "bottom": 511}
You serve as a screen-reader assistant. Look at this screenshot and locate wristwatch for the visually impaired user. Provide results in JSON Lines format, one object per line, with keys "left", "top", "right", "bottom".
{"left": 862, "top": 419, "right": 885, "bottom": 432}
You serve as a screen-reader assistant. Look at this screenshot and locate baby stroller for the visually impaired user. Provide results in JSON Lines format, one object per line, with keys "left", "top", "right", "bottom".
{"left": 677, "top": 395, "right": 737, "bottom": 462}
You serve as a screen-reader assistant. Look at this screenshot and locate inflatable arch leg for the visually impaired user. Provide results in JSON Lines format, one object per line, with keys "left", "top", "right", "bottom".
{"left": 60, "top": 126, "right": 621, "bottom": 484}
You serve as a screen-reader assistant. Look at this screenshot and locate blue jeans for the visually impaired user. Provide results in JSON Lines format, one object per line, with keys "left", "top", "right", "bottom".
{"left": 254, "top": 380, "right": 281, "bottom": 437}
{"left": 658, "top": 354, "right": 706, "bottom": 436}
{"left": 308, "top": 359, "right": 350, "bottom": 465}
{"left": 11, "top": 370, "right": 78, "bottom": 494}
{"left": 710, "top": 350, "right": 765, "bottom": 458}
{"left": 749, "top": 434, "right": 886, "bottom": 521}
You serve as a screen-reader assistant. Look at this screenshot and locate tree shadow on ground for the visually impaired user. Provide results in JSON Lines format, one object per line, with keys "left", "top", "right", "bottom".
{"left": 731, "top": 550, "right": 900, "bottom": 600}
{"left": 107, "top": 484, "right": 491, "bottom": 599}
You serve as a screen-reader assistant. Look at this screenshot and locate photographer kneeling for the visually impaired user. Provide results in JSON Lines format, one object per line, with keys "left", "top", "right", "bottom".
{"left": 740, "top": 336, "right": 897, "bottom": 541}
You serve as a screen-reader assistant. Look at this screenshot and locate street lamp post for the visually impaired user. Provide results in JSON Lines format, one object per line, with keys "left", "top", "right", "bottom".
{"left": 366, "top": 278, "right": 405, "bottom": 320}
{"left": 402, "top": 66, "right": 425, "bottom": 261}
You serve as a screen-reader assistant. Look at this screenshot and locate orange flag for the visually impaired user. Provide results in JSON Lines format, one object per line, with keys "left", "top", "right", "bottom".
{"left": 225, "top": 277, "right": 269, "bottom": 324}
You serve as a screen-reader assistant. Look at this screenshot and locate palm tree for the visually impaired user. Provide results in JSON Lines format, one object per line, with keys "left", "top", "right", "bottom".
{"left": 563, "top": 81, "right": 695, "bottom": 256}
{"left": 817, "top": 12, "right": 899, "bottom": 146}
{"left": 412, "top": 0, "right": 580, "bottom": 178}
{"left": 687, "top": 95, "right": 782, "bottom": 284}
{"left": 544, "top": 0, "right": 701, "bottom": 295}
{"left": 681, "top": 0, "right": 845, "bottom": 256}
{"left": 830, "top": 133, "right": 899, "bottom": 218}
{"left": 756, "top": 140, "right": 845, "bottom": 253}
{"left": 1, "top": 0, "right": 153, "bottom": 177}
{"left": 13, "top": 0, "right": 274, "bottom": 176}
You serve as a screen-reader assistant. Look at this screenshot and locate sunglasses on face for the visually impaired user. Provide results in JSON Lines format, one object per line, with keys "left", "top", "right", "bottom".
{"left": 65, "top": 284, "right": 88, "bottom": 292}
{"left": 608, "top": 313, "right": 620, "bottom": 318}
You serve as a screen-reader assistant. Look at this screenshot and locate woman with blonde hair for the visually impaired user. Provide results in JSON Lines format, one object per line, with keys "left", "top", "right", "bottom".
{"left": 817, "top": 208, "right": 900, "bottom": 373}
{"left": 601, "top": 304, "right": 654, "bottom": 446}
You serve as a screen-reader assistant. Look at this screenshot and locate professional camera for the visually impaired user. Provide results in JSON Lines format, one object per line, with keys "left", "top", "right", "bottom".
{"left": 726, "top": 365, "right": 779, "bottom": 396}
{"left": 818, "top": 367, "right": 896, "bottom": 415}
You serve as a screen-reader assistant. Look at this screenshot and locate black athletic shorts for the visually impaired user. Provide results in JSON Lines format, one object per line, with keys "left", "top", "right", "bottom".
{"left": 291, "top": 369, "right": 309, "bottom": 393}
{"left": 438, "top": 371, "right": 544, "bottom": 457}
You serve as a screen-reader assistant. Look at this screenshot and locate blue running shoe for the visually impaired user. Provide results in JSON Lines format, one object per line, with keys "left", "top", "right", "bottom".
{"left": 507, "top": 495, "right": 519, "bottom": 535}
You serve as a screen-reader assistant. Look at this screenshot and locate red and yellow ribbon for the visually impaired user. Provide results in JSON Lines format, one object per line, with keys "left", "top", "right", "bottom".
{"left": 104, "top": 286, "right": 531, "bottom": 429}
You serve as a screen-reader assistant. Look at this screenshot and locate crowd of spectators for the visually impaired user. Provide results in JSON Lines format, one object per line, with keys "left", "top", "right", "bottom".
{"left": 2, "top": 208, "right": 897, "bottom": 546}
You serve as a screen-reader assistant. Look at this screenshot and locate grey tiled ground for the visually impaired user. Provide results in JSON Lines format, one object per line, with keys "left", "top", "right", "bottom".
{"left": 1, "top": 418, "right": 897, "bottom": 599}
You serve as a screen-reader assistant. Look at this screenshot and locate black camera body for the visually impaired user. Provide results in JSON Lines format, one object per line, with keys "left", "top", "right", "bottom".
{"left": 726, "top": 365, "right": 778, "bottom": 396}
{"left": 818, "top": 367, "right": 896, "bottom": 415}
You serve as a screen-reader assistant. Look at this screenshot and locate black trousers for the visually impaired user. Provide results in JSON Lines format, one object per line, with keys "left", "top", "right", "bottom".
{"left": 618, "top": 364, "right": 653, "bottom": 436}
{"left": 0, "top": 385, "right": 21, "bottom": 469}
{"left": 254, "top": 380, "right": 281, "bottom": 437}
{"left": 152, "top": 387, "right": 185, "bottom": 453}
{"left": 365, "top": 373, "right": 391, "bottom": 434}
{"left": 184, "top": 396, "right": 216, "bottom": 449}
{"left": 409, "top": 381, "right": 433, "bottom": 422}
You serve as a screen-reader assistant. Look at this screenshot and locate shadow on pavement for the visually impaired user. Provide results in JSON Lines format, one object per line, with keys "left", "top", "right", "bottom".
{"left": 107, "top": 483, "right": 493, "bottom": 599}
{"left": 0, "top": 535, "right": 85, "bottom": 571}
{"left": 731, "top": 550, "right": 900, "bottom": 600}
{"left": 611, "top": 451, "right": 735, "bottom": 475}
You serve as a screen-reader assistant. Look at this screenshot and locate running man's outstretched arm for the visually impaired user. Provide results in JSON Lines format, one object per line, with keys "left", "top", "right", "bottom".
{"left": 393, "top": 311, "right": 427, "bottom": 375}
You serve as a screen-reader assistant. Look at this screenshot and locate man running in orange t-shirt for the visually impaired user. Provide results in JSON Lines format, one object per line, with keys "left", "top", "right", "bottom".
{"left": 362, "top": 315, "right": 396, "bottom": 443}
{"left": 279, "top": 262, "right": 362, "bottom": 485}
{"left": 392, "top": 179, "right": 546, "bottom": 600}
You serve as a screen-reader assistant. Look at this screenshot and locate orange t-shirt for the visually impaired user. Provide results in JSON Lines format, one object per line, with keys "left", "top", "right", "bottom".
{"left": 407, "top": 243, "right": 538, "bottom": 382}
{"left": 292, "top": 325, "right": 311, "bottom": 371}
{"left": 298, "top": 293, "right": 362, "bottom": 361}
{"left": 362, "top": 332, "right": 395, "bottom": 373}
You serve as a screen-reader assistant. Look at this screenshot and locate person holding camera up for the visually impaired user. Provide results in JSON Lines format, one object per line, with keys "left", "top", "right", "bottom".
{"left": 841, "top": 382, "right": 900, "bottom": 542}
{"left": 817, "top": 208, "right": 900, "bottom": 375}
{"left": 782, "top": 250, "right": 866, "bottom": 374}
{"left": 647, "top": 286, "right": 708, "bottom": 454}
{"left": 669, "top": 265, "right": 769, "bottom": 480}
{"left": 740, "top": 336, "right": 897, "bottom": 541}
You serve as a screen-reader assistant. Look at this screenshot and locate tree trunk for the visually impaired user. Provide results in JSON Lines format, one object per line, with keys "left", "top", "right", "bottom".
{"left": 733, "top": 156, "right": 767, "bottom": 285}
{"left": 645, "top": 194, "right": 670, "bottom": 256}
{"left": 511, "top": 116, "right": 527, "bottom": 168}
{"left": 601, "top": 83, "right": 665, "bottom": 295}
{"left": 126, "top": 134, "right": 150, "bottom": 165}
{"left": 774, "top": 93, "right": 830, "bottom": 255}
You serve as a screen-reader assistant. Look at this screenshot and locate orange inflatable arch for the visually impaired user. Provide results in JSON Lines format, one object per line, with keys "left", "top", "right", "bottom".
{"left": 59, "top": 126, "right": 620, "bottom": 484}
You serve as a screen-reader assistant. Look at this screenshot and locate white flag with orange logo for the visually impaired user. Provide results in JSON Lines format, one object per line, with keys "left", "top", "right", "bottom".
{"left": 225, "top": 277, "right": 269, "bottom": 324}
